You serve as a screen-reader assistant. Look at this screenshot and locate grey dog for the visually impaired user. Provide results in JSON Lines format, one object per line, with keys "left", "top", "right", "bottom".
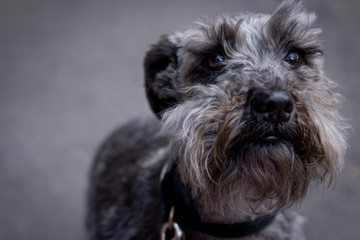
{"left": 87, "top": 0, "right": 347, "bottom": 239}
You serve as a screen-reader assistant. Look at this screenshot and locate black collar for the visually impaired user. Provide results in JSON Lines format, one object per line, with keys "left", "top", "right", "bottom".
{"left": 160, "top": 159, "right": 277, "bottom": 239}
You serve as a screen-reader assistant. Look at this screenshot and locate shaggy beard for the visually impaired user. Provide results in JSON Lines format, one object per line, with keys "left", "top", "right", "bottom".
{"left": 162, "top": 84, "right": 335, "bottom": 215}
{"left": 216, "top": 141, "right": 306, "bottom": 214}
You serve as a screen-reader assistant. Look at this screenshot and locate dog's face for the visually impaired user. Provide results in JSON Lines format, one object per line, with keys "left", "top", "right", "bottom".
{"left": 144, "top": 0, "right": 347, "bottom": 215}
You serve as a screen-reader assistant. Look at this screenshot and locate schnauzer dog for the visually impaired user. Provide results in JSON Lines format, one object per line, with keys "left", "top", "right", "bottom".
{"left": 87, "top": 0, "right": 347, "bottom": 239}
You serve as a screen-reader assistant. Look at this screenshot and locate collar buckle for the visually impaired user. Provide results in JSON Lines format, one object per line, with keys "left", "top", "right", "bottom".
{"left": 160, "top": 206, "right": 184, "bottom": 240}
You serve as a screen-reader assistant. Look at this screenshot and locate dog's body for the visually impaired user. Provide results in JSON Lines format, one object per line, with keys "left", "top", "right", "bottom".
{"left": 87, "top": 1, "right": 347, "bottom": 239}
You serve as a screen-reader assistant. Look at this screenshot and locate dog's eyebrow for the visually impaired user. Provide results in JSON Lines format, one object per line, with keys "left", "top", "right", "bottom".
{"left": 266, "top": 10, "right": 323, "bottom": 58}
{"left": 266, "top": 0, "right": 319, "bottom": 46}
{"left": 186, "top": 19, "right": 238, "bottom": 57}
{"left": 187, "top": 43, "right": 225, "bottom": 57}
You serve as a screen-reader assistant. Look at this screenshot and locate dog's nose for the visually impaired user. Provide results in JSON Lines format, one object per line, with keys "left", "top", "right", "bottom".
{"left": 251, "top": 90, "right": 294, "bottom": 123}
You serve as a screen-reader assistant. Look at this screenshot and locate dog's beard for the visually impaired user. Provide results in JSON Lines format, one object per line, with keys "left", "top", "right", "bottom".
{"left": 162, "top": 84, "right": 338, "bottom": 215}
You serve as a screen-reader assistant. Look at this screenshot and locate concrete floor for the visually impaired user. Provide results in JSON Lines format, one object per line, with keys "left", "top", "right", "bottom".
{"left": 1, "top": 0, "right": 359, "bottom": 239}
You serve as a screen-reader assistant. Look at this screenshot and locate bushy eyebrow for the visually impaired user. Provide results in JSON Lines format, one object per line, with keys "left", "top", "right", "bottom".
{"left": 266, "top": 0, "right": 323, "bottom": 56}
{"left": 187, "top": 43, "right": 225, "bottom": 58}
{"left": 185, "top": 19, "right": 239, "bottom": 57}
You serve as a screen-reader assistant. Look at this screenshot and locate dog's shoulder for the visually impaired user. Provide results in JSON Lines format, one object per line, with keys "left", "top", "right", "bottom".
{"left": 87, "top": 116, "right": 168, "bottom": 239}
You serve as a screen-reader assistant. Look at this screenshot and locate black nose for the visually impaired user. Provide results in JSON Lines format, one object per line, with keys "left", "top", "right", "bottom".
{"left": 251, "top": 90, "right": 294, "bottom": 123}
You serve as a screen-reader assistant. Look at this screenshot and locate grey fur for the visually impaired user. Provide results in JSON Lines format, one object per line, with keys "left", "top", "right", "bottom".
{"left": 87, "top": 1, "right": 347, "bottom": 239}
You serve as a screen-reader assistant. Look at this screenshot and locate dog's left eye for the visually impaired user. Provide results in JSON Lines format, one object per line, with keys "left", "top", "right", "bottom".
{"left": 284, "top": 51, "right": 304, "bottom": 69}
{"left": 208, "top": 54, "right": 225, "bottom": 70}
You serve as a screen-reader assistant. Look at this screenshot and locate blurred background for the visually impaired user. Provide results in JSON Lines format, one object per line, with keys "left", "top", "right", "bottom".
{"left": 1, "top": 0, "right": 359, "bottom": 239}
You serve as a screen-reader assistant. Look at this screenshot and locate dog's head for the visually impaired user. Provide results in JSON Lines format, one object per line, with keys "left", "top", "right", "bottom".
{"left": 144, "top": 0, "right": 347, "bottom": 215}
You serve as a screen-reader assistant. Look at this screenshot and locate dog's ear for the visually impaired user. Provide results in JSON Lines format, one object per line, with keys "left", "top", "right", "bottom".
{"left": 144, "top": 33, "right": 183, "bottom": 119}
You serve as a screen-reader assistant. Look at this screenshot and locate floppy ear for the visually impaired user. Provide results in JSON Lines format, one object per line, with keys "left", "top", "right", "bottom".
{"left": 144, "top": 33, "right": 183, "bottom": 119}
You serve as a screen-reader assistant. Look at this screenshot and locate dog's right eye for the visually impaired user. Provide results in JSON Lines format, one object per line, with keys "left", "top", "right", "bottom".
{"left": 208, "top": 54, "right": 225, "bottom": 70}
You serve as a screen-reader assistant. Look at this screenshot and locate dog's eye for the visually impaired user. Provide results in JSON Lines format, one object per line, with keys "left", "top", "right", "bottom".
{"left": 284, "top": 51, "right": 304, "bottom": 69}
{"left": 208, "top": 54, "right": 225, "bottom": 70}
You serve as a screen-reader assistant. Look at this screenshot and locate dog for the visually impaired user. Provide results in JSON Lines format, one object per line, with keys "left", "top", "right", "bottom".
{"left": 86, "top": 0, "right": 347, "bottom": 239}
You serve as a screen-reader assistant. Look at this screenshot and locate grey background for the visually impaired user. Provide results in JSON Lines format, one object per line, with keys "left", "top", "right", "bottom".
{"left": 1, "top": 0, "right": 359, "bottom": 239}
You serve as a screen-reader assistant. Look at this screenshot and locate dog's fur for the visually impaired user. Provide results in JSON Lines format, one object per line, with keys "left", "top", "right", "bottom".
{"left": 87, "top": 1, "right": 347, "bottom": 239}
